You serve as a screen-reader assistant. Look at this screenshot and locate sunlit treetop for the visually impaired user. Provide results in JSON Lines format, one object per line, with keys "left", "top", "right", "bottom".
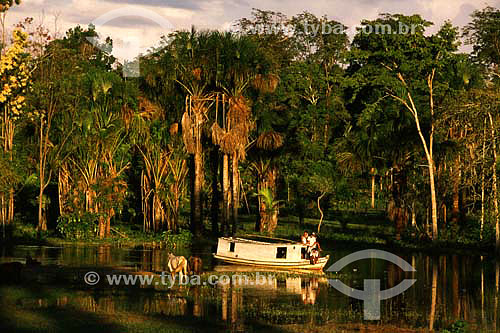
{"left": 0, "top": 30, "right": 30, "bottom": 120}
{"left": 464, "top": 6, "right": 500, "bottom": 68}
{"left": 0, "top": 0, "right": 21, "bottom": 13}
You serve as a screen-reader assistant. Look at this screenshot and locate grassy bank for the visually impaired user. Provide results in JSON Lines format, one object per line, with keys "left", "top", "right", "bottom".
{"left": 2, "top": 210, "right": 496, "bottom": 256}
{"left": 0, "top": 222, "right": 194, "bottom": 249}
{"left": 235, "top": 211, "right": 495, "bottom": 256}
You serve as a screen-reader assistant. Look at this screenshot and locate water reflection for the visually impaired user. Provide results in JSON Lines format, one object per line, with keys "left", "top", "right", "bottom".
{"left": 495, "top": 260, "right": 499, "bottom": 332}
{"left": 429, "top": 257, "right": 438, "bottom": 331}
{"left": 301, "top": 278, "right": 320, "bottom": 305}
{"left": 1, "top": 244, "right": 499, "bottom": 331}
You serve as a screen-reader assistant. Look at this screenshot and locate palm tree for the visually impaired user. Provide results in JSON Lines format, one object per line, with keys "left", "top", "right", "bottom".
{"left": 182, "top": 91, "right": 210, "bottom": 236}
{"left": 61, "top": 70, "right": 132, "bottom": 239}
{"left": 252, "top": 130, "right": 283, "bottom": 232}
{"left": 209, "top": 32, "right": 266, "bottom": 235}
{"left": 141, "top": 29, "right": 276, "bottom": 236}
{"left": 140, "top": 27, "right": 215, "bottom": 236}
{"left": 257, "top": 187, "right": 281, "bottom": 234}
{"left": 172, "top": 29, "right": 222, "bottom": 236}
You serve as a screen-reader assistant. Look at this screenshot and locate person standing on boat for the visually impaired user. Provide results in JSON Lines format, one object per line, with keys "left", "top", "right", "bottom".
{"left": 301, "top": 231, "right": 309, "bottom": 259}
{"left": 301, "top": 231, "right": 309, "bottom": 245}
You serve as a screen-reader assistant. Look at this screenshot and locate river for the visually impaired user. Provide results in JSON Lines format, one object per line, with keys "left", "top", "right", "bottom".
{"left": 0, "top": 243, "right": 498, "bottom": 332}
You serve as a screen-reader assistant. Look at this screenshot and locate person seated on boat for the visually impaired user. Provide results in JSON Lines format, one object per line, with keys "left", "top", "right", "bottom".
{"left": 307, "top": 232, "right": 321, "bottom": 254}
{"left": 310, "top": 248, "right": 320, "bottom": 264}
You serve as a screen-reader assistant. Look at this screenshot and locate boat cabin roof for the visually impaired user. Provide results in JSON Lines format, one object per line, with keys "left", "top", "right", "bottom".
{"left": 221, "top": 236, "right": 300, "bottom": 246}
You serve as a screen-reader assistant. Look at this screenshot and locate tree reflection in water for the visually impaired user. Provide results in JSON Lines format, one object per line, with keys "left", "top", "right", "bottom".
{"left": 2, "top": 245, "right": 500, "bottom": 331}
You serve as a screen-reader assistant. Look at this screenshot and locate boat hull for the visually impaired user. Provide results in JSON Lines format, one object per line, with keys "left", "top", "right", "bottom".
{"left": 213, "top": 253, "right": 330, "bottom": 270}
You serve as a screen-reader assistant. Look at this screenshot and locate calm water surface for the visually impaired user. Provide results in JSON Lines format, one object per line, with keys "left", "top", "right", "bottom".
{"left": 0, "top": 243, "right": 499, "bottom": 332}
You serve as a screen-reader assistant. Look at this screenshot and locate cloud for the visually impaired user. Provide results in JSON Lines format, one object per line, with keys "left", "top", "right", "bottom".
{"left": 6, "top": 0, "right": 500, "bottom": 60}
{"left": 104, "top": 0, "right": 202, "bottom": 10}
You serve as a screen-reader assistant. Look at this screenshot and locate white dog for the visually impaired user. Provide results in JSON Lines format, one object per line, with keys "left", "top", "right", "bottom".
{"left": 167, "top": 253, "right": 188, "bottom": 280}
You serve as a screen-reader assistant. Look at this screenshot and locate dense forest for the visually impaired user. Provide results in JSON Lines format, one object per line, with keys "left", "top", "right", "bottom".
{"left": 1, "top": 1, "right": 500, "bottom": 251}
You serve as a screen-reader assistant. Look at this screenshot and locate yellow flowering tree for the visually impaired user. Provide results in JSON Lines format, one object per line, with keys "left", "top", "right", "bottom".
{"left": 0, "top": 29, "right": 30, "bottom": 226}
{"left": 0, "top": 1, "right": 22, "bottom": 52}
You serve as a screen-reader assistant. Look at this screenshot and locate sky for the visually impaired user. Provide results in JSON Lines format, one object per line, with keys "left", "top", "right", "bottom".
{"left": 7, "top": 0, "right": 500, "bottom": 61}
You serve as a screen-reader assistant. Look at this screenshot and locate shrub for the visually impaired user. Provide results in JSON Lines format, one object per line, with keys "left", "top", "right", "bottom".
{"left": 442, "top": 320, "right": 468, "bottom": 333}
{"left": 162, "top": 228, "right": 192, "bottom": 248}
{"left": 56, "top": 212, "right": 98, "bottom": 240}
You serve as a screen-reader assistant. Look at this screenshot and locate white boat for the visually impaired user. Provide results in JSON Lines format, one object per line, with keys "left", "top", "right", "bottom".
{"left": 212, "top": 236, "right": 330, "bottom": 270}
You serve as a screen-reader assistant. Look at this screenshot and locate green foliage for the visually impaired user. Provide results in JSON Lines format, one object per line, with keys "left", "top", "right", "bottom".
{"left": 257, "top": 188, "right": 282, "bottom": 213}
{"left": 464, "top": 6, "right": 500, "bottom": 68}
{"left": 442, "top": 320, "right": 468, "bottom": 333}
{"left": 1, "top": 3, "right": 499, "bottom": 251}
{"left": 162, "top": 228, "right": 193, "bottom": 248}
{"left": 56, "top": 213, "right": 98, "bottom": 240}
{"left": 0, "top": 154, "right": 22, "bottom": 195}
{"left": 8, "top": 223, "right": 47, "bottom": 243}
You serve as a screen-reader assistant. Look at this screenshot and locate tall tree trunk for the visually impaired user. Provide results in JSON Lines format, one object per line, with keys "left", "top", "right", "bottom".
{"left": 210, "top": 148, "right": 219, "bottom": 235}
{"left": 105, "top": 210, "right": 112, "bottom": 237}
{"left": 389, "top": 166, "right": 408, "bottom": 239}
{"left": 489, "top": 112, "right": 499, "bottom": 252}
{"left": 428, "top": 160, "right": 438, "bottom": 240}
{"left": 2, "top": 106, "right": 14, "bottom": 225}
{"left": 37, "top": 118, "right": 47, "bottom": 231}
{"left": 141, "top": 171, "right": 150, "bottom": 232}
{"left": 451, "top": 156, "right": 461, "bottom": 229}
{"left": 317, "top": 192, "right": 326, "bottom": 233}
{"left": 58, "top": 170, "right": 63, "bottom": 217}
{"left": 7, "top": 113, "right": 14, "bottom": 224}
{"left": 189, "top": 155, "right": 195, "bottom": 233}
{"left": 370, "top": 168, "right": 376, "bottom": 209}
{"left": 231, "top": 153, "right": 239, "bottom": 235}
{"left": 411, "top": 201, "right": 416, "bottom": 227}
{"left": 174, "top": 189, "right": 180, "bottom": 233}
{"left": 37, "top": 180, "right": 46, "bottom": 231}
{"left": 394, "top": 70, "right": 438, "bottom": 240}
{"left": 268, "top": 210, "right": 278, "bottom": 234}
{"left": 442, "top": 204, "right": 447, "bottom": 224}
{"left": 98, "top": 215, "right": 105, "bottom": 239}
{"left": 222, "top": 154, "right": 230, "bottom": 235}
{"left": 184, "top": 95, "right": 211, "bottom": 237}
{"left": 153, "top": 193, "right": 161, "bottom": 232}
{"left": 8, "top": 189, "right": 13, "bottom": 222}
{"left": 1, "top": 194, "right": 4, "bottom": 237}
{"left": 192, "top": 149, "right": 203, "bottom": 236}
{"left": 255, "top": 176, "right": 262, "bottom": 232}
{"left": 480, "top": 120, "right": 487, "bottom": 240}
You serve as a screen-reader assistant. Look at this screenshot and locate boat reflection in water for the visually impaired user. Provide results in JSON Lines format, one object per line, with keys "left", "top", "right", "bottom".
{"left": 214, "top": 264, "right": 328, "bottom": 306}
{"left": 214, "top": 264, "right": 328, "bottom": 330}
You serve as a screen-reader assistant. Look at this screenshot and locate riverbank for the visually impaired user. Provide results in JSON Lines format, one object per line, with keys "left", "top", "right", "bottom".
{"left": 1, "top": 210, "right": 496, "bottom": 256}
{"left": 0, "top": 223, "right": 195, "bottom": 249}
{"left": 236, "top": 213, "right": 496, "bottom": 256}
